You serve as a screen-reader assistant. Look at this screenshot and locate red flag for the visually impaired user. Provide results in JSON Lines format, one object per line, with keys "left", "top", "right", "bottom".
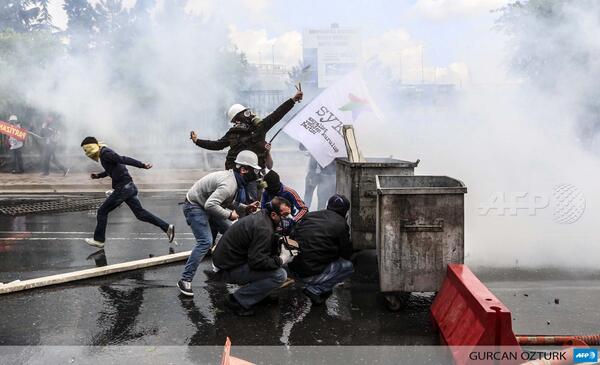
{"left": 0, "top": 120, "right": 28, "bottom": 141}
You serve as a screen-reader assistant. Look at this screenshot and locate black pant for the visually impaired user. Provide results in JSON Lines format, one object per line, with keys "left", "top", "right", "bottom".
{"left": 42, "top": 144, "right": 66, "bottom": 174}
{"left": 304, "top": 173, "right": 336, "bottom": 210}
{"left": 11, "top": 148, "right": 24, "bottom": 172}
{"left": 94, "top": 182, "right": 169, "bottom": 242}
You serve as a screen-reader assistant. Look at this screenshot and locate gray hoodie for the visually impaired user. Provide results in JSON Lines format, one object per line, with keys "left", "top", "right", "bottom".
{"left": 186, "top": 170, "right": 245, "bottom": 220}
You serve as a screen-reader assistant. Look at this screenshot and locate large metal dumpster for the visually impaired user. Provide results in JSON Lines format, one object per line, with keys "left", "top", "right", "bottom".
{"left": 336, "top": 158, "right": 419, "bottom": 250}
{"left": 375, "top": 175, "right": 467, "bottom": 310}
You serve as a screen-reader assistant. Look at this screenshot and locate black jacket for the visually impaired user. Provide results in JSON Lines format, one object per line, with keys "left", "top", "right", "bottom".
{"left": 97, "top": 147, "right": 145, "bottom": 189}
{"left": 289, "top": 209, "right": 352, "bottom": 277}
{"left": 212, "top": 211, "right": 282, "bottom": 271}
{"left": 194, "top": 99, "right": 295, "bottom": 169}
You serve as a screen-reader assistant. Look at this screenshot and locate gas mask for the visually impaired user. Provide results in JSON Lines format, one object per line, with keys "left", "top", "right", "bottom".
{"left": 235, "top": 113, "right": 260, "bottom": 128}
{"left": 243, "top": 168, "right": 261, "bottom": 183}
{"left": 279, "top": 216, "right": 295, "bottom": 236}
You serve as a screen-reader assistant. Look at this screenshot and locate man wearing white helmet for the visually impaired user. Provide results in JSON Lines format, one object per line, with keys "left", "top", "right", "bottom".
{"left": 189, "top": 89, "right": 303, "bottom": 199}
{"left": 8, "top": 115, "right": 24, "bottom": 173}
{"left": 177, "top": 150, "right": 262, "bottom": 297}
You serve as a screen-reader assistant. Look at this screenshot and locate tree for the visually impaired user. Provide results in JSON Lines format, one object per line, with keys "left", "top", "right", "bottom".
{"left": 495, "top": 0, "right": 579, "bottom": 89}
{"left": 63, "top": 0, "right": 98, "bottom": 53}
{"left": 32, "top": 0, "right": 53, "bottom": 30}
{"left": 0, "top": 0, "right": 41, "bottom": 32}
{"left": 495, "top": 0, "right": 600, "bottom": 145}
{"left": 95, "top": 0, "right": 128, "bottom": 38}
{"left": 0, "top": 29, "right": 63, "bottom": 120}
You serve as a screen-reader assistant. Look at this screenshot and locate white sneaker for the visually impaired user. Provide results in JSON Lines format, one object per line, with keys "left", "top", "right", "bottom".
{"left": 84, "top": 238, "right": 104, "bottom": 248}
{"left": 166, "top": 224, "right": 175, "bottom": 244}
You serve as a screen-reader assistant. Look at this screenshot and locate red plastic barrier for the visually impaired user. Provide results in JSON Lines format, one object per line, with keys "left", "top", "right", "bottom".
{"left": 431, "top": 264, "right": 521, "bottom": 364}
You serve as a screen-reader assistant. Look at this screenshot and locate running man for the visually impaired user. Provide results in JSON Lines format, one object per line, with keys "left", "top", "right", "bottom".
{"left": 80, "top": 136, "right": 174, "bottom": 248}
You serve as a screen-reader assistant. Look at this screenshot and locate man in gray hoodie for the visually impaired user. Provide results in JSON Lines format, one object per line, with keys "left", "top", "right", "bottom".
{"left": 177, "top": 150, "right": 261, "bottom": 296}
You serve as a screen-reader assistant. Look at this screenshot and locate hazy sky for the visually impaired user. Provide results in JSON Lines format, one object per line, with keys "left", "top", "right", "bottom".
{"left": 48, "top": 0, "right": 510, "bottom": 84}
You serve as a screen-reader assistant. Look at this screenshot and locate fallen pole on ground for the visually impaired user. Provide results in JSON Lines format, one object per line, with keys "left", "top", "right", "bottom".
{"left": 0, "top": 250, "right": 191, "bottom": 295}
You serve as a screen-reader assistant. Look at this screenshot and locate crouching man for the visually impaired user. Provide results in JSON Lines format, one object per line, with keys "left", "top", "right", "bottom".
{"left": 288, "top": 194, "right": 354, "bottom": 305}
{"left": 212, "top": 197, "right": 293, "bottom": 316}
{"left": 177, "top": 150, "right": 261, "bottom": 297}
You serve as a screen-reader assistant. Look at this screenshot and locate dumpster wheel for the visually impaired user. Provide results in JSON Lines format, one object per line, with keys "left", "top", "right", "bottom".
{"left": 383, "top": 292, "right": 411, "bottom": 312}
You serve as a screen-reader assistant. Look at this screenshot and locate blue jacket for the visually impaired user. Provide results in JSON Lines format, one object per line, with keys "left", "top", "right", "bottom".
{"left": 261, "top": 183, "right": 308, "bottom": 222}
{"left": 97, "top": 147, "right": 145, "bottom": 189}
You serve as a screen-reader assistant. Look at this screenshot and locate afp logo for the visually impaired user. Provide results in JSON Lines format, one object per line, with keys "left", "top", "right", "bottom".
{"left": 573, "top": 348, "right": 598, "bottom": 363}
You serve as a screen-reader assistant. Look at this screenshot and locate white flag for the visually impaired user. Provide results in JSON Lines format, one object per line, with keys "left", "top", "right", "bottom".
{"left": 284, "top": 70, "right": 381, "bottom": 167}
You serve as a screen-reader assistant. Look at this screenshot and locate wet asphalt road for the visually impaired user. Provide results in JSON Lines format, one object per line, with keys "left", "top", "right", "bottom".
{"left": 1, "top": 193, "right": 599, "bottom": 351}
{"left": 0, "top": 193, "right": 437, "bottom": 347}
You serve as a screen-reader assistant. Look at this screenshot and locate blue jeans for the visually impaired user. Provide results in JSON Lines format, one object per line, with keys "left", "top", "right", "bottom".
{"left": 181, "top": 202, "right": 231, "bottom": 282}
{"left": 293, "top": 258, "right": 354, "bottom": 296}
{"left": 94, "top": 182, "right": 169, "bottom": 242}
{"left": 221, "top": 264, "right": 287, "bottom": 308}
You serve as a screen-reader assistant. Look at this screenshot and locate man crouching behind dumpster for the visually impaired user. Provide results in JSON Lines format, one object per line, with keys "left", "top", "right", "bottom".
{"left": 212, "top": 197, "right": 294, "bottom": 316}
{"left": 177, "top": 150, "right": 262, "bottom": 297}
{"left": 288, "top": 194, "right": 354, "bottom": 305}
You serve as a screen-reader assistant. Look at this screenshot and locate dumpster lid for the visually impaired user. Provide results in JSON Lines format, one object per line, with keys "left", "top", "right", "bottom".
{"left": 376, "top": 175, "right": 467, "bottom": 194}
{"left": 336, "top": 157, "right": 419, "bottom": 168}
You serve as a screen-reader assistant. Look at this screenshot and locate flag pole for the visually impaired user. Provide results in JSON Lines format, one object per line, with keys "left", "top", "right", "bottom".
{"left": 27, "top": 131, "right": 43, "bottom": 139}
{"left": 269, "top": 66, "right": 312, "bottom": 143}
{"left": 268, "top": 100, "right": 311, "bottom": 143}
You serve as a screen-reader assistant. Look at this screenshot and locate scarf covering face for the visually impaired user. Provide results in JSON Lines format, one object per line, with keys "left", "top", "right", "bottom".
{"left": 233, "top": 170, "right": 249, "bottom": 204}
{"left": 82, "top": 143, "right": 106, "bottom": 162}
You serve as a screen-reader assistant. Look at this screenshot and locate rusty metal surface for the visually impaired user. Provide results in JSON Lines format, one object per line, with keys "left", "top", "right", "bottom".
{"left": 376, "top": 175, "right": 466, "bottom": 293}
{"left": 336, "top": 158, "right": 417, "bottom": 250}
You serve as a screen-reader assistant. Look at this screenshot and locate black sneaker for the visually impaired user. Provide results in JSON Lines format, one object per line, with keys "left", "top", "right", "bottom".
{"left": 225, "top": 294, "right": 255, "bottom": 316}
{"left": 177, "top": 280, "right": 193, "bottom": 297}
{"left": 202, "top": 269, "right": 222, "bottom": 282}
{"left": 257, "top": 293, "right": 279, "bottom": 306}
{"left": 303, "top": 288, "right": 332, "bottom": 306}
{"left": 166, "top": 224, "right": 175, "bottom": 243}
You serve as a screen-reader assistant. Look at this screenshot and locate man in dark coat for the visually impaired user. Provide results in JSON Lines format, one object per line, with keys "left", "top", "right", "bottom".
{"left": 212, "top": 197, "right": 293, "bottom": 316}
{"left": 288, "top": 194, "right": 354, "bottom": 305}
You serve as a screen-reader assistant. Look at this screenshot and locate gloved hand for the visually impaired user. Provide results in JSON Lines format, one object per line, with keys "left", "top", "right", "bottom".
{"left": 279, "top": 244, "right": 298, "bottom": 265}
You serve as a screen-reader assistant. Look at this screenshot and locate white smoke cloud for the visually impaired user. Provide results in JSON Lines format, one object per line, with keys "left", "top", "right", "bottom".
{"left": 33, "top": 0, "right": 600, "bottom": 270}
{"left": 411, "top": 0, "right": 508, "bottom": 20}
{"left": 360, "top": 1, "right": 600, "bottom": 269}
{"left": 364, "top": 29, "right": 470, "bottom": 85}
{"left": 228, "top": 26, "right": 301, "bottom": 66}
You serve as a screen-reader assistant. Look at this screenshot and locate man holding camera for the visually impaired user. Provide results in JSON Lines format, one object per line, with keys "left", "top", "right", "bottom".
{"left": 211, "top": 197, "right": 295, "bottom": 316}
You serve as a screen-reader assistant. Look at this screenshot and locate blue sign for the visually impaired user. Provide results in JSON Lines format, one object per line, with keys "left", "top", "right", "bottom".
{"left": 573, "top": 348, "right": 598, "bottom": 364}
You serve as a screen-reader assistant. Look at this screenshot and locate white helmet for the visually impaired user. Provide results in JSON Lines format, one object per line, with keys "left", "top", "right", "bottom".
{"left": 234, "top": 150, "right": 261, "bottom": 170}
{"left": 227, "top": 104, "right": 248, "bottom": 122}
{"left": 8, "top": 115, "right": 17, "bottom": 122}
